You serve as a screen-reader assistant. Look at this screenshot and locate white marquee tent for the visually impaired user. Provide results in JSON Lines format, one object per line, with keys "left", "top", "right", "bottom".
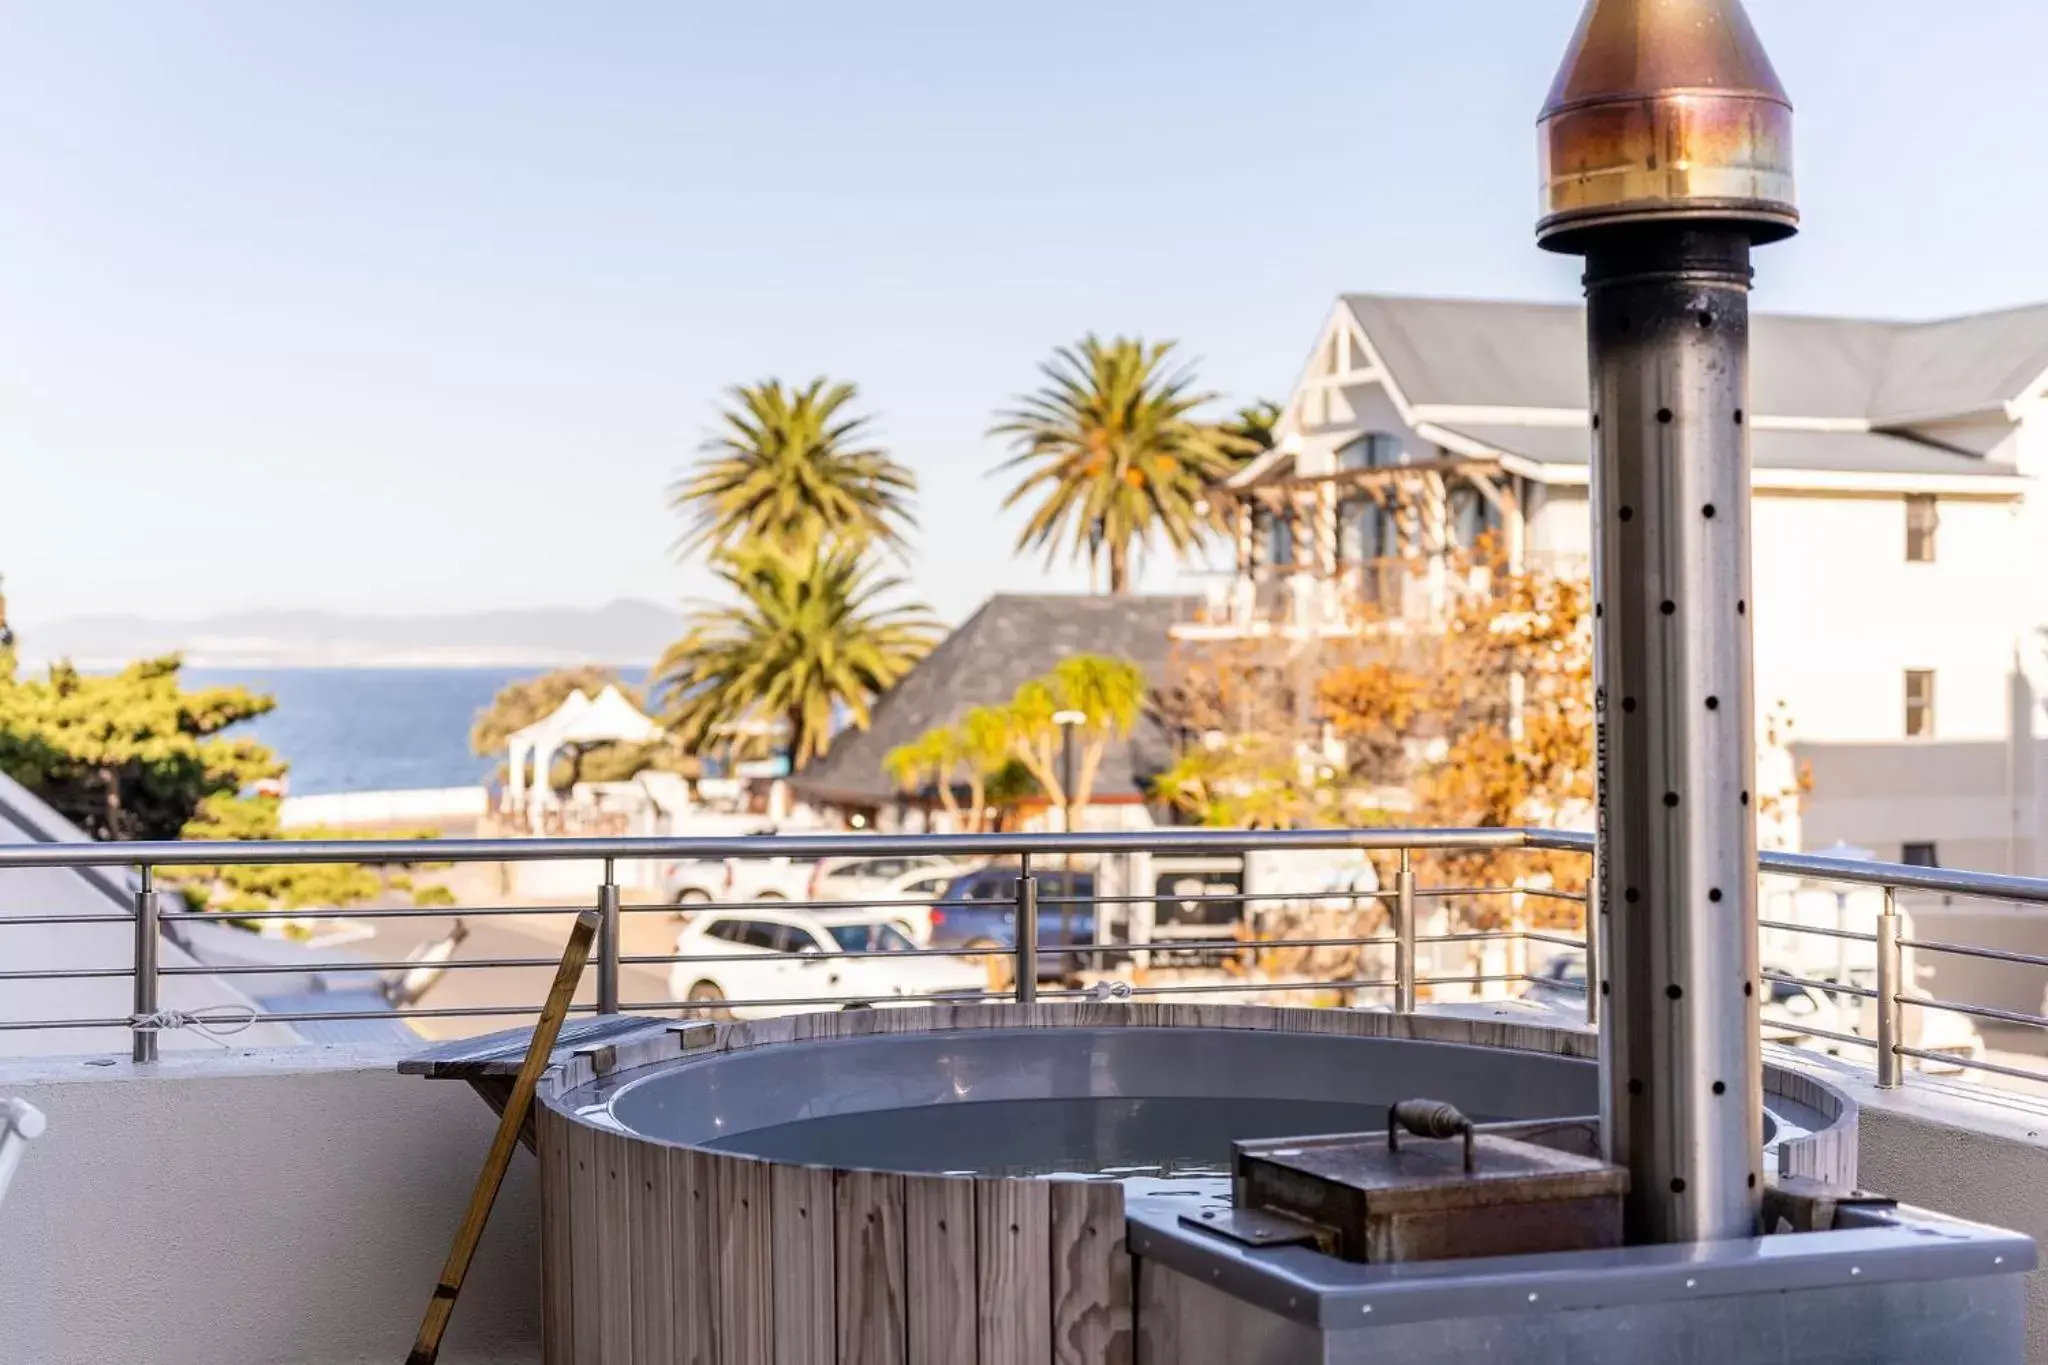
{"left": 506, "top": 685, "right": 660, "bottom": 813}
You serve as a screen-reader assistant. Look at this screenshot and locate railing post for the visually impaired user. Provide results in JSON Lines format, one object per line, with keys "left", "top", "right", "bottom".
{"left": 1393, "top": 848, "right": 1417, "bottom": 1014}
{"left": 1876, "top": 887, "right": 1904, "bottom": 1089}
{"left": 596, "top": 859, "right": 621, "bottom": 1016}
{"left": 1584, "top": 861, "right": 1601, "bottom": 1027}
{"left": 1015, "top": 852, "right": 1038, "bottom": 1006}
{"left": 132, "top": 866, "right": 159, "bottom": 1064}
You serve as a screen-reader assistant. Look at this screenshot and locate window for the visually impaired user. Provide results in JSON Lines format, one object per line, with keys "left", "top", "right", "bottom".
{"left": 827, "top": 922, "right": 916, "bottom": 954}
{"left": 835, "top": 857, "right": 911, "bottom": 880}
{"left": 1906, "top": 495, "right": 1939, "bottom": 563}
{"left": 1337, "top": 496, "right": 1394, "bottom": 563}
{"left": 738, "top": 920, "right": 786, "bottom": 951}
{"left": 962, "top": 871, "right": 1008, "bottom": 900}
{"left": 1901, "top": 842, "right": 1940, "bottom": 868}
{"left": 1267, "top": 513, "right": 1297, "bottom": 568}
{"left": 1448, "top": 484, "right": 1503, "bottom": 551}
{"left": 1337, "top": 432, "right": 1404, "bottom": 471}
{"left": 704, "top": 919, "right": 745, "bottom": 944}
{"left": 1904, "top": 670, "right": 1936, "bottom": 738}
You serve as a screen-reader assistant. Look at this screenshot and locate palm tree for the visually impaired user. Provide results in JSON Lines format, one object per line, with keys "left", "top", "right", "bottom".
{"left": 1220, "top": 399, "right": 1282, "bottom": 472}
{"left": 992, "top": 336, "right": 1244, "bottom": 594}
{"left": 1198, "top": 398, "right": 1283, "bottom": 534}
{"left": 673, "top": 378, "right": 918, "bottom": 557}
{"left": 955, "top": 705, "right": 1012, "bottom": 830}
{"left": 884, "top": 728, "right": 964, "bottom": 828}
{"left": 659, "top": 542, "right": 939, "bottom": 769}
{"left": 884, "top": 706, "right": 1013, "bottom": 831}
{"left": 1003, "top": 654, "right": 1147, "bottom": 831}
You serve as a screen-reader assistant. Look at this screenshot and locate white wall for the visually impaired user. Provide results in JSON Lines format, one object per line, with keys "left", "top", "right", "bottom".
{"left": 1752, "top": 492, "right": 2022, "bottom": 744}
{"left": 1526, "top": 484, "right": 1593, "bottom": 561}
{"left": 280, "top": 785, "right": 489, "bottom": 829}
{"left": 1275, "top": 358, "right": 2047, "bottom": 871}
{"left": 1521, "top": 486, "right": 2037, "bottom": 866}
{"left": 1528, "top": 488, "right": 2033, "bottom": 746}
{"left": 0, "top": 1048, "right": 541, "bottom": 1365}
{"left": 1296, "top": 383, "right": 1430, "bottom": 474}
{"left": 1751, "top": 492, "right": 2030, "bottom": 867}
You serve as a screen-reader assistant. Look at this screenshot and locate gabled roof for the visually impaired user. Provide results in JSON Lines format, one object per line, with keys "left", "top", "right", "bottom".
{"left": 1341, "top": 294, "right": 2048, "bottom": 423}
{"left": 1871, "top": 302, "right": 2048, "bottom": 422}
{"left": 792, "top": 595, "right": 1189, "bottom": 806}
{"left": 1434, "top": 424, "right": 2017, "bottom": 483}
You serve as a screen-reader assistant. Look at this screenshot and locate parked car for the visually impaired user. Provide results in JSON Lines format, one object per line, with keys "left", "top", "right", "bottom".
{"left": 1869, "top": 980, "right": 1986, "bottom": 1073}
{"left": 926, "top": 865, "right": 1098, "bottom": 986}
{"left": 1146, "top": 850, "right": 1381, "bottom": 944}
{"left": 808, "top": 854, "right": 972, "bottom": 904}
{"left": 1759, "top": 974, "right": 1853, "bottom": 1050}
{"left": 661, "top": 849, "right": 815, "bottom": 906}
{"left": 869, "top": 864, "right": 973, "bottom": 944}
{"left": 1523, "top": 952, "right": 1866, "bottom": 1055}
{"left": 1520, "top": 951, "right": 1589, "bottom": 1010}
{"left": 1145, "top": 856, "right": 1244, "bottom": 942}
{"left": 668, "top": 906, "right": 983, "bottom": 1018}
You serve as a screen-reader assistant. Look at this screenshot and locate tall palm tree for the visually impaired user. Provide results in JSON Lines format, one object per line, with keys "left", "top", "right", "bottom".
{"left": 1205, "top": 398, "right": 1282, "bottom": 528}
{"left": 992, "top": 336, "right": 1244, "bottom": 595}
{"left": 1220, "top": 399, "right": 1282, "bottom": 472}
{"left": 659, "top": 543, "right": 939, "bottom": 769}
{"left": 673, "top": 378, "right": 918, "bottom": 557}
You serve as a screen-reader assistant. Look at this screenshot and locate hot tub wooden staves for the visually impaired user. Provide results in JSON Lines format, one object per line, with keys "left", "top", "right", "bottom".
{"left": 530, "top": 1002, "right": 1852, "bottom": 1365}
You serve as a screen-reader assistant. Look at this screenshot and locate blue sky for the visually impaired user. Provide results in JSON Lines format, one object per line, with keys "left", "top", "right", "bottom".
{"left": 6, "top": 1, "right": 2048, "bottom": 629}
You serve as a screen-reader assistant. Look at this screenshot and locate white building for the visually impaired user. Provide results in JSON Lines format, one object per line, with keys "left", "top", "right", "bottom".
{"left": 1198, "top": 294, "right": 2048, "bottom": 873}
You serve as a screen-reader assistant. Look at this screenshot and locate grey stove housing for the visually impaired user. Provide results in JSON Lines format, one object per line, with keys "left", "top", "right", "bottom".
{"left": 1127, "top": 1187, "right": 2033, "bottom": 1364}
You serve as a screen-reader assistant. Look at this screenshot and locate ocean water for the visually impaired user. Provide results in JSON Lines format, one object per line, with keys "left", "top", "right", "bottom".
{"left": 185, "top": 668, "right": 532, "bottom": 795}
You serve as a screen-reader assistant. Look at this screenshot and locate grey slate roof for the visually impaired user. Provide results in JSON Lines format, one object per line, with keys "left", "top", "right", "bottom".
{"left": 1437, "top": 424, "right": 2017, "bottom": 480}
{"left": 792, "top": 595, "right": 1189, "bottom": 806}
{"left": 1343, "top": 294, "right": 2048, "bottom": 423}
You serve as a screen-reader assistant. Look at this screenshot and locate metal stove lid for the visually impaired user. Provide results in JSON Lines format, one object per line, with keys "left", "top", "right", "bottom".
{"left": 1247, "top": 1133, "right": 1627, "bottom": 1216}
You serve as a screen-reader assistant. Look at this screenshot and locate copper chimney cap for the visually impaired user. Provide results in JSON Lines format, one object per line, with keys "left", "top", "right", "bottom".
{"left": 1537, "top": 0, "right": 1797, "bottom": 251}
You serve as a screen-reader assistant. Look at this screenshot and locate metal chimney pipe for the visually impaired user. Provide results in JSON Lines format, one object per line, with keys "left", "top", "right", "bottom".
{"left": 1537, "top": 0, "right": 1797, "bottom": 1246}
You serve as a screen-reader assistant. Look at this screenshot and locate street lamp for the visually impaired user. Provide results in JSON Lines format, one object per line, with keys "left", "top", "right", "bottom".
{"left": 1052, "top": 710, "right": 1086, "bottom": 834}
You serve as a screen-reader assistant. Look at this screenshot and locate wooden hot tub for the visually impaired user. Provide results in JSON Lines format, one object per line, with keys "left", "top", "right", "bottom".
{"left": 529, "top": 1003, "right": 1852, "bottom": 1364}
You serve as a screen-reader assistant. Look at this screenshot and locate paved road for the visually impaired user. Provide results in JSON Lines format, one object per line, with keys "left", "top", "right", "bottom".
{"left": 362, "top": 899, "right": 686, "bottom": 1041}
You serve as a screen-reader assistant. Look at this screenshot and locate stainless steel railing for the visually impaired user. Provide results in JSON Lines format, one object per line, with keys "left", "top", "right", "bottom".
{"left": 4, "top": 825, "right": 2048, "bottom": 1095}
{"left": 0, "top": 827, "right": 1574, "bottom": 1061}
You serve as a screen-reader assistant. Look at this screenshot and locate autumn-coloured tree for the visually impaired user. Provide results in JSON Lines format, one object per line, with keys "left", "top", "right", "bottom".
{"left": 1320, "top": 552, "right": 1595, "bottom": 925}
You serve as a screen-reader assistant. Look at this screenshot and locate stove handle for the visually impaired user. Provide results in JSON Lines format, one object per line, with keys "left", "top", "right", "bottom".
{"left": 1387, "top": 1098, "right": 1475, "bottom": 1173}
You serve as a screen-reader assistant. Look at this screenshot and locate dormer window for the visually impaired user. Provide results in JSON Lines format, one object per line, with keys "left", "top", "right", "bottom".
{"left": 1337, "top": 433, "right": 1404, "bottom": 471}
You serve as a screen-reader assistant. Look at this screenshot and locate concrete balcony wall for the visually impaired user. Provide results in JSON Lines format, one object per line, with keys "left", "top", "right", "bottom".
{"left": 1802, "top": 1055, "right": 2048, "bottom": 1363}
{"left": 8, "top": 1040, "right": 2048, "bottom": 1364}
{"left": 0, "top": 1047, "right": 540, "bottom": 1365}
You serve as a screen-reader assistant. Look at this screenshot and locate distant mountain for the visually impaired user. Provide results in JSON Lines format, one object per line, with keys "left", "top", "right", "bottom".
{"left": 14, "top": 600, "right": 684, "bottom": 669}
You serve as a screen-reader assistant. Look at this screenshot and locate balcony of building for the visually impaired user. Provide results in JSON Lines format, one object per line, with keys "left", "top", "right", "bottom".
{"left": 8, "top": 827, "right": 2048, "bottom": 1362}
